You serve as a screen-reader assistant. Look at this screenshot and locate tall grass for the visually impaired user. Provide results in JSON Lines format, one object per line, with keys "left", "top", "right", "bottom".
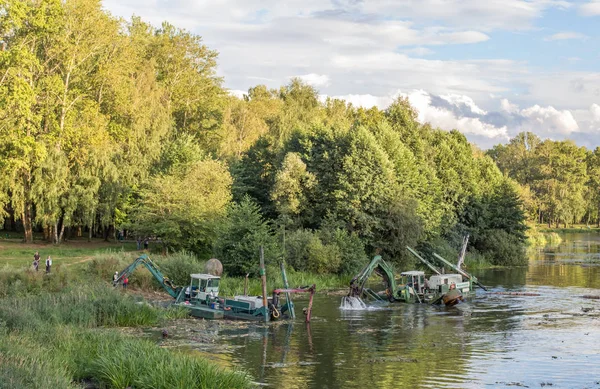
{"left": 0, "top": 331, "right": 83, "bottom": 389}
{"left": 0, "top": 325, "right": 251, "bottom": 389}
{"left": 0, "top": 277, "right": 252, "bottom": 388}
{"left": 0, "top": 284, "right": 188, "bottom": 330}
{"left": 219, "top": 267, "right": 350, "bottom": 296}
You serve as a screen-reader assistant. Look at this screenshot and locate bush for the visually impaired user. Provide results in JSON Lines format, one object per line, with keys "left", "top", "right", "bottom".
{"left": 284, "top": 229, "right": 319, "bottom": 272}
{"left": 155, "top": 252, "right": 204, "bottom": 287}
{"left": 478, "top": 229, "right": 527, "bottom": 266}
{"left": 285, "top": 226, "right": 366, "bottom": 275}
{"left": 318, "top": 223, "right": 367, "bottom": 275}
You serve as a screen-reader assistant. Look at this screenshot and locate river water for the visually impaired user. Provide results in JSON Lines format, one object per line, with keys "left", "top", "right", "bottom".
{"left": 167, "top": 233, "right": 600, "bottom": 388}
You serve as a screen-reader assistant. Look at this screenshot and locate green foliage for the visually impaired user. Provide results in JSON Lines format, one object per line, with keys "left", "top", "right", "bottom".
{"left": 477, "top": 229, "right": 527, "bottom": 266}
{"left": 0, "top": 0, "right": 538, "bottom": 276}
{"left": 213, "top": 197, "right": 280, "bottom": 276}
{"left": 154, "top": 252, "right": 205, "bottom": 287}
{"left": 489, "top": 133, "right": 596, "bottom": 228}
{"left": 128, "top": 159, "right": 232, "bottom": 254}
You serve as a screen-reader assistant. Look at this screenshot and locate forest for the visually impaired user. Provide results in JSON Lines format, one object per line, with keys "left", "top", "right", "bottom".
{"left": 1, "top": 0, "right": 599, "bottom": 275}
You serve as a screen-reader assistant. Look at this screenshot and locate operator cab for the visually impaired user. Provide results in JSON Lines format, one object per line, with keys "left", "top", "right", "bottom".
{"left": 400, "top": 271, "right": 425, "bottom": 294}
{"left": 188, "top": 274, "right": 220, "bottom": 302}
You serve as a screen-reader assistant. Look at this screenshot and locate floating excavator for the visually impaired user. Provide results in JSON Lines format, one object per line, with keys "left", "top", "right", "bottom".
{"left": 113, "top": 254, "right": 315, "bottom": 322}
{"left": 347, "top": 246, "right": 486, "bottom": 306}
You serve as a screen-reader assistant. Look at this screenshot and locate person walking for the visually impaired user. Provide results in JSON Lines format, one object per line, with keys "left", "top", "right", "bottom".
{"left": 136, "top": 238, "right": 141, "bottom": 250}
{"left": 143, "top": 238, "right": 149, "bottom": 250}
{"left": 122, "top": 276, "right": 129, "bottom": 289}
{"left": 113, "top": 271, "right": 119, "bottom": 284}
{"left": 45, "top": 256, "right": 52, "bottom": 273}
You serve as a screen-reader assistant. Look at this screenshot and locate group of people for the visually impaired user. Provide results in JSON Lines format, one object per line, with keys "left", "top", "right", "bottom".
{"left": 113, "top": 271, "right": 129, "bottom": 289}
{"left": 136, "top": 238, "right": 149, "bottom": 251}
{"left": 32, "top": 251, "right": 53, "bottom": 273}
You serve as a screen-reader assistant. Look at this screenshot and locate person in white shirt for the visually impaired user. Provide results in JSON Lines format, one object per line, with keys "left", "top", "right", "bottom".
{"left": 45, "top": 256, "right": 52, "bottom": 273}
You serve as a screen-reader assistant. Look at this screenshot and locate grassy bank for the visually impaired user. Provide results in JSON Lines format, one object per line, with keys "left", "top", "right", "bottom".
{"left": 535, "top": 224, "right": 600, "bottom": 233}
{"left": 0, "top": 238, "right": 137, "bottom": 267}
{"left": 0, "top": 273, "right": 253, "bottom": 388}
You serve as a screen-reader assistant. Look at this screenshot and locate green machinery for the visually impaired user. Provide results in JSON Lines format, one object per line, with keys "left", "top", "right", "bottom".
{"left": 348, "top": 247, "right": 486, "bottom": 304}
{"left": 114, "top": 254, "right": 316, "bottom": 322}
{"left": 113, "top": 254, "right": 180, "bottom": 298}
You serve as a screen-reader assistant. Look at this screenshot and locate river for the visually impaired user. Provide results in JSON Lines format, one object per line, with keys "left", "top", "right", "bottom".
{"left": 162, "top": 233, "right": 600, "bottom": 388}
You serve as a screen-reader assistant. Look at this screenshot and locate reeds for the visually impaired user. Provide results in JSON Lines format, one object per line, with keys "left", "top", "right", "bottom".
{"left": 0, "top": 282, "right": 253, "bottom": 388}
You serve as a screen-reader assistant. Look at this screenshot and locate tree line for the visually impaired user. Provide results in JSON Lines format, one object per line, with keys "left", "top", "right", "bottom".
{"left": 488, "top": 133, "right": 600, "bottom": 228}
{"left": 1, "top": 0, "right": 545, "bottom": 275}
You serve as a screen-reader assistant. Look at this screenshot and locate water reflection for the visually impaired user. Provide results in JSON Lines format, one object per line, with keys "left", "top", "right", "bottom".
{"left": 166, "top": 233, "right": 600, "bottom": 388}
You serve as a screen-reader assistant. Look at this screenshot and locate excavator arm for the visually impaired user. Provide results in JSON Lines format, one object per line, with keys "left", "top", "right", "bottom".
{"left": 349, "top": 255, "right": 398, "bottom": 301}
{"left": 113, "top": 254, "right": 181, "bottom": 298}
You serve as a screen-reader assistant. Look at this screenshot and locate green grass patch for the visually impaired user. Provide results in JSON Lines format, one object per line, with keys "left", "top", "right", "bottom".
{"left": 0, "top": 239, "right": 137, "bottom": 267}
{"left": 536, "top": 224, "right": 600, "bottom": 233}
{"left": 0, "top": 272, "right": 252, "bottom": 389}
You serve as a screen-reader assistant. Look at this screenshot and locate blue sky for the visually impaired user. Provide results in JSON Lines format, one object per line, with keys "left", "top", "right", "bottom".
{"left": 102, "top": 0, "right": 600, "bottom": 149}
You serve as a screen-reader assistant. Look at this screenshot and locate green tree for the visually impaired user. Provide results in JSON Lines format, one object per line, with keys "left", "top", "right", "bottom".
{"left": 213, "top": 197, "right": 280, "bottom": 276}
{"left": 128, "top": 159, "right": 232, "bottom": 254}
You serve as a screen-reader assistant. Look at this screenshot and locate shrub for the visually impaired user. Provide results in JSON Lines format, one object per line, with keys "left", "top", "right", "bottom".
{"left": 155, "top": 252, "right": 204, "bottom": 287}
{"left": 478, "top": 229, "right": 527, "bottom": 266}
{"left": 318, "top": 223, "right": 367, "bottom": 275}
{"left": 284, "top": 229, "right": 320, "bottom": 272}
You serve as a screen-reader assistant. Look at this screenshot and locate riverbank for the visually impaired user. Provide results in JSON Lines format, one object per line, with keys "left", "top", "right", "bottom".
{"left": 0, "top": 268, "right": 253, "bottom": 388}
{"left": 535, "top": 224, "right": 600, "bottom": 233}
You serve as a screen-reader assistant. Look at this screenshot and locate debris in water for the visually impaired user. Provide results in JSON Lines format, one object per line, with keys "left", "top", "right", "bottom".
{"left": 581, "top": 295, "right": 600, "bottom": 300}
{"left": 488, "top": 292, "right": 541, "bottom": 296}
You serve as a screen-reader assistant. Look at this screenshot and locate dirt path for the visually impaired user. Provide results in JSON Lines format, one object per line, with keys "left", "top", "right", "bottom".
{"left": 64, "top": 256, "right": 95, "bottom": 266}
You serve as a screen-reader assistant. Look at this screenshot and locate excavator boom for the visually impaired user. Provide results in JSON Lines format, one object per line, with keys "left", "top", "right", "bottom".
{"left": 114, "top": 254, "right": 181, "bottom": 298}
{"left": 349, "top": 255, "right": 398, "bottom": 300}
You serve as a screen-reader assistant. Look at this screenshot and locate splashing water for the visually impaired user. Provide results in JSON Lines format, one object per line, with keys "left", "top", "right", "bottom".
{"left": 340, "top": 296, "right": 368, "bottom": 310}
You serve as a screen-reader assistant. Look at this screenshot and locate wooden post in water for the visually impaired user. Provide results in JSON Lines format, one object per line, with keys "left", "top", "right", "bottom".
{"left": 260, "top": 246, "right": 269, "bottom": 322}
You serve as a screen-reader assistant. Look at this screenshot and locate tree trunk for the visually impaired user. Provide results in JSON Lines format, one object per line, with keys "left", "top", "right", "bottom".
{"left": 53, "top": 221, "right": 59, "bottom": 244}
{"left": 22, "top": 202, "right": 33, "bottom": 243}
{"left": 88, "top": 224, "right": 92, "bottom": 242}
{"left": 58, "top": 222, "right": 65, "bottom": 243}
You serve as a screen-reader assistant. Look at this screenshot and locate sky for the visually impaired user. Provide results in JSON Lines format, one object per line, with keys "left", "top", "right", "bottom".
{"left": 101, "top": 0, "right": 600, "bottom": 149}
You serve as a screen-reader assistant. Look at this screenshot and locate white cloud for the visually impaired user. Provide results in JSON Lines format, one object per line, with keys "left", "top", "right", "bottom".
{"left": 520, "top": 105, "right": 579, "bottom": 134}
{"left": 440, "top": 94, "right": 488, "bottom": 115}
{"left": 294, "top": 73, "right": 331, "bottom": 87}
{"left": 501, "top": 98, "right": 520, "bottom": 114}
{"left": 544, "top": 31, "right": 589, "bottom": 41}
{"left": 591, "top": 104, "right": 600, "bottom": 122}
{"left": 228, "top": 89, "right": 247, "bottom": 99}
{"left": 361, "top": 0, "right": 571, "bottom": 30}
{"left": 398, "top": 90, "right": 508, "bottom": 139}
{"left": 580, "top": 1, "right": 600, "bottom": 16}
{"left": 331, "top": 94, "right": 395, "bottom": 109}
{"left": 402, "top": 47, "right": 435, "bottom": 56}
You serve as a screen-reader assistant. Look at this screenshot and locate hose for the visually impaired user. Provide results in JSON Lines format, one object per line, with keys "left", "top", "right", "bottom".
{"left": 271, "top": 305, "right": 280, "bottom": 319}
